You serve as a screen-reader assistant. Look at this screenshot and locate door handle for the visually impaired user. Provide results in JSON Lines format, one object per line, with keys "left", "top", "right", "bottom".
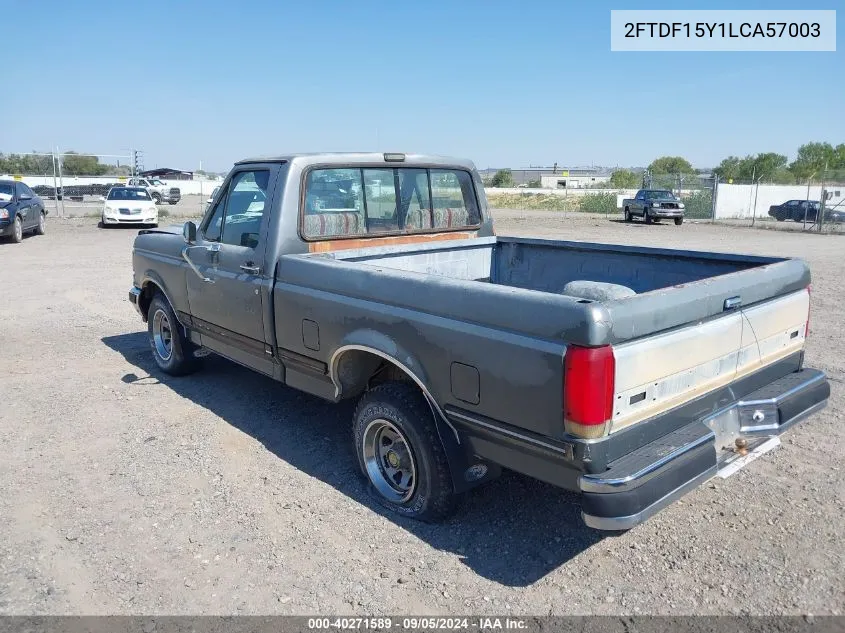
{"left": 240, "top": 263, "right": 260, "bottom": 275}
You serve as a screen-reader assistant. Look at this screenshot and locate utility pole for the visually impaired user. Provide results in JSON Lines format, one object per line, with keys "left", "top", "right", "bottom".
{"left": 56, "top": 146, "right": 65, "bottom": 217}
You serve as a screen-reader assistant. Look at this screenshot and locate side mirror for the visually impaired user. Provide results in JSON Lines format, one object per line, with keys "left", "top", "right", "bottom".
{"left": 183, "top": 221, "right": 197, "bottom": 244}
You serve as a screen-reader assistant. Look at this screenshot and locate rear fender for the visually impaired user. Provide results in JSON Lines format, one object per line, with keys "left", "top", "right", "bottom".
{"left": 331, "top": 331, "right": 498, "bottom": 493}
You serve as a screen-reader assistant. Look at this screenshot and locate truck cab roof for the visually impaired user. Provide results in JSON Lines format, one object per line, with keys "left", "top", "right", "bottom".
{"left": 235, "top": 152, "right": 477, "bottom": 170}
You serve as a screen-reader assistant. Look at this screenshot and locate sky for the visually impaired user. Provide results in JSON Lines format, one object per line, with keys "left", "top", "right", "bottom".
{"left": 1, "top": 0, "right": 842, "bottom": 172}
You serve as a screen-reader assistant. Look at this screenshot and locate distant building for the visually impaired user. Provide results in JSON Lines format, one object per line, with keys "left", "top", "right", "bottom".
{"left": 140, "top": 168, "right": 194, "bottom": 181}
{"left": 478, "top": 166, "right": 614, "bottom": 188}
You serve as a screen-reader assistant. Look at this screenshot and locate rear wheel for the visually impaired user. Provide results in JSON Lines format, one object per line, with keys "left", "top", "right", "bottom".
{"left": 147, "top": 293, "right": 200, "bottom": 376}
{"left": 624, "top": 208, "right": 632, "bottom": 222}
{"left": 35, "top": 212, "right": 46, "bottom": 235}
{"left": 353, "top": 382, "right": 458, "bottom": 522}
{"left": 674, "top": 217, "right": 683, "bottom": 226}
{"left": 151, "top": 193, "right": 162, "bottom": 205}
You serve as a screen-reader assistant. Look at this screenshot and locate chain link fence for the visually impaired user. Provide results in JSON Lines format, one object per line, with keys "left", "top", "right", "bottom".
{"left": 711, "top": 176, "right": 845, "bottom": 234}
{"left": 1, "top": 149, "right": 218, "bottom": 223}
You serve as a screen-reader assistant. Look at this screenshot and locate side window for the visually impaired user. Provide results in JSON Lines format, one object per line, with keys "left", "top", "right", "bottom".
{"left": 220, "top": 170, "right": 270, "bottom": 248}
{"left": 430, "top": 169, "right": 480, "bottom": 229}
{"left": 15, "top": 183, "right": 25, "bottom": 198}
{"left": 22, "top": 184, "right": 35, "bottom": 197}
{"left": 303, "top": 168, "right": 364, "bottom": 238}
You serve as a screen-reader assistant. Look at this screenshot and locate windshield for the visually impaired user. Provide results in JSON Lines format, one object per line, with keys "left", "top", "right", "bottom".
{"left": 0, "top": 183, "right": 13, "bottom": 201}
{"left": 645, "top": 190, "right": 676, "bottom": 199}
{"left": 149, "top": 179, "right": 164, "bottom": 186}
{"left": 108, "top": 188, "right": 152, "bottom": 201}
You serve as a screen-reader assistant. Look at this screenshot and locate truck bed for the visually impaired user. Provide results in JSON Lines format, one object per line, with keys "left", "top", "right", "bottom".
{"left": 277, "top": 235, "right": 809, "bottom": 347}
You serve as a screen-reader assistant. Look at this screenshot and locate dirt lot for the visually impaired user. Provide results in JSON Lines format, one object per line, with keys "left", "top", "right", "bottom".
{"left": 0, "top": 212, "right": 842, "bottom": 616}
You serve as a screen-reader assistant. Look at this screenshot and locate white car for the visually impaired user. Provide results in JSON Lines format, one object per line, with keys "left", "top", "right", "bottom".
{"left": 100, "top": 187, "right": 158, "bottom": 227}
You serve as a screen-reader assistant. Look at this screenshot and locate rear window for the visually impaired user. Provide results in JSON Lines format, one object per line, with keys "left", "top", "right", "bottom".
{"left": 302, "top": 167, "right": 480, "bottom": 239}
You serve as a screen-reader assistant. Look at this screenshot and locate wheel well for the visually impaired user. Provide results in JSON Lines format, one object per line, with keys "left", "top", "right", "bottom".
{"left": 138, "top": 282, "right": 164, "bottom": 320}
{"left": 334, "top": 349, "right": 418, "bottom": 400}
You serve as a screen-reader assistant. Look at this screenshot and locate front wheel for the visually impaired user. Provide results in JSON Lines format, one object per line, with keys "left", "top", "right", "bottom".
{"left": 353, "top": 382, "right": 458, "bottom": 522}
{"left": 10, "top": 216, "right": 23, "bottom": 243}
{"left": 674, "top": 217, "right": 683, "bottom": 226}
{"left": 35, "top": 212, "right": 46, "bottom": 235}
{"left": 168, "top": 201, "right": 178, "bottom": 206}
{"left": 644, "top": 211, "right": 653, "bottom": 225}
{"left": 147, "top": 293, "right": 200, "bottom": 376}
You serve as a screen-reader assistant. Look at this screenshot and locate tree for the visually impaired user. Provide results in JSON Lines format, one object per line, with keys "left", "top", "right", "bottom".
{"left": 526, "top": 179, "right": 541, "bottom": 188}
{"left": 714, "top": 156, "right": 742, "bottom": 181}
{"left": 609, "top": 169, "right": 639, "bottom": 188}
{"left": 0, "top": 152, "right": 54, "bottom": 175}
{"left": 748, "top": 152, "right": 788, "bottom": 181}
{"left": 648, "top": 156, "right": 694, "bottom": 174}
{"left": 490, "top": 169, "right": 514, "bottom": 187}
{"left": 61, "top": 151, "right": 110, "bottom": 176}
{"left": 715, "top": 153, "right": 789, "bottom": 183}
{"left": 834, "top": 143, "right": 845, "bottom": 169}
{"left": 789, "top": 142, "right": 836, "bottom": 179}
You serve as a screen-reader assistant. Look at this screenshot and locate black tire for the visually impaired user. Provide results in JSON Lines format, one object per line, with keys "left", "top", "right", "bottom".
{"left": 168, "top": 201, "right": 178, "bottom": 205}
{"left": 644, "top": 211, "right": 653, "bottom": 225}
{"left": 147, "top": 293, "right": 200, "bottom": 376}
{"left": 624, "top": 208, "right": 632, "bottom": 222}
{"left": 775, "top": 216, "right": 785, "bottom": 222}
{"left": 353, "top": 382, "right": 458, "bottom": 522}
{"left": 674, "top": 217, "right": 683, "bottom": 226}
{"left": 35, "top": 212, "right": 46, "bottom": 235}
{"left": 10, "top": 216, "right": 23, "bottom": 243}
{"left": 151, "top": 193, "right": 162, "bottom": 205}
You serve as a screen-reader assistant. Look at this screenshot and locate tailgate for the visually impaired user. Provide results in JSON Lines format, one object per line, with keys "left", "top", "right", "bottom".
{"left": 610, "top": 288, "right": 810, "bottom": 433}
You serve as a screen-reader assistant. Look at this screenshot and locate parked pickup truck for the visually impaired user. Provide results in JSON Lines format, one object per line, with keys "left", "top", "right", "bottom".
{"left": 128, "top": 153, "right": 829, "bottom": 530}
{"left": 623, "top": 189, "right": 685, "bottom": 225}
{"left": 127, "top": 177, "right": 181, "bottom": 205}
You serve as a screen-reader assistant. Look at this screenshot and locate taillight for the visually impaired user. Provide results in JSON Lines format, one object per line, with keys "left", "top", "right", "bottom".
{"left": 564, "top": 345, "right": 615, "bottom": 439}
{"left": 805, "top": 284, "right": 812, "bottom": 337}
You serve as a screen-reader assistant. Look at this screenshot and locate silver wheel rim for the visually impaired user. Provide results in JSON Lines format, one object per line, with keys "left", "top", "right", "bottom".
{"left": 362, "top": 419, "right": 417, "bottom": 503}
{"left": 14, "top": 220, "right": 21, "bottom": 241}
{"left": 39, "top": 214, "right": 44, "bottom": 232}
{"left": 151, "top": 309, "right": 173, "bottom": 362}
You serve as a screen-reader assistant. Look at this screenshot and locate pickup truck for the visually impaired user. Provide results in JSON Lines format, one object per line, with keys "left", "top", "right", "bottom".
{"left": 128, "top": 153, "right": 829, "bottom": 530}
{"left": 127, "top": 177, "right": 181, "bottom": 205}
{"left": 623, "top": 189, "right": 685, "bottom": 225}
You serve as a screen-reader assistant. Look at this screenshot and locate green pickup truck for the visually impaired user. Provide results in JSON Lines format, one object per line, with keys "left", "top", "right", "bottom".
{"left": 127, "top": 153, "right": 828, "bottom": 530}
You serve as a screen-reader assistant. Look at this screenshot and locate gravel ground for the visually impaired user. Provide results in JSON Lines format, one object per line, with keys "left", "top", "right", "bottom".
{"left": 0, "top": 211, "right": 842, "bottom": 616}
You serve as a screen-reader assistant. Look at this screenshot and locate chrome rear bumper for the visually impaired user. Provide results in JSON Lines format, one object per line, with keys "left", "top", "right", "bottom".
{"left": 580, "top": 368, "right": 829, "bottom": 531}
